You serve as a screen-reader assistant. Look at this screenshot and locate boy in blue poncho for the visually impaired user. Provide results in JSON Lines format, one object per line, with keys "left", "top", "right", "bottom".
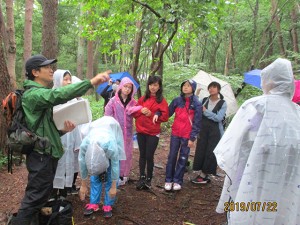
{"left": 78, "top": 116, "right": 125, "bottom": 218}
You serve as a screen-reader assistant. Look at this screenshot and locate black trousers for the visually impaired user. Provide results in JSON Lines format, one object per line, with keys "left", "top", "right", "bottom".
{"left": 193, "top": 119, "right": 221, "bottom": 175}
{"left": 12, "top": 151, "right": 58, "bottom": 225}
{"left": 137, "top": 133, "right": 159, "bottom": 180}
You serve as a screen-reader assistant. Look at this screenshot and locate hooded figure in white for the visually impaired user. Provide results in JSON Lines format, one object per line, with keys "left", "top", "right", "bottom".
{"left": 214, "top": 58, "right": 300, "bottom": 224}
{"left": 52, "top": 70, "right": 82, "bottom": 190}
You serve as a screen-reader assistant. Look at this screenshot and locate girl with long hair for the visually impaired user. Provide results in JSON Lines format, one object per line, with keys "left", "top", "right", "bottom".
{"left": 134, "top": 75, "right": 169, "bottom": 190}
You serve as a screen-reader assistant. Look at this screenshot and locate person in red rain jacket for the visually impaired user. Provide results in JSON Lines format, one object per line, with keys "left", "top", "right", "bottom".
{"left": 164, "top": 79, "right": 202, "bottom": 191}
{"left": 133, "top": 75, "right": 169, "bottom": 190}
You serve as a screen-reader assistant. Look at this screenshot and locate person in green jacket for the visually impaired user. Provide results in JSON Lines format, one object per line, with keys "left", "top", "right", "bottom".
{"left": 12, "top": 54, "right": 110, "bottom": 225}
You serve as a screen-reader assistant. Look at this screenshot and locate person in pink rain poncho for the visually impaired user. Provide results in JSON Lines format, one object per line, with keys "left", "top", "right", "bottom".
{"left": 105, "top": 77, "right": 142, "bottom": 185}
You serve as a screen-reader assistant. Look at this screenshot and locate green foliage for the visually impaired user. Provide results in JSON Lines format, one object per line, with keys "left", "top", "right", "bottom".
{"left": 83, "top": 95, "right": 104, "bottom": 121}
{"left": 0, "top": 152, "right": 7, "bottom": 169}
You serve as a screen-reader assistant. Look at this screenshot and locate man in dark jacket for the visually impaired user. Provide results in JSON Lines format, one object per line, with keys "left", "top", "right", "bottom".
{"left": 12, "top": 54, "right": 110, "bottom": 225}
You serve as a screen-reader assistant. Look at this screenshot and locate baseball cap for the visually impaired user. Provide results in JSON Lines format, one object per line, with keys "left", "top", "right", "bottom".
{"left": 25, "top": 54, "right": 57, "bottom": 76}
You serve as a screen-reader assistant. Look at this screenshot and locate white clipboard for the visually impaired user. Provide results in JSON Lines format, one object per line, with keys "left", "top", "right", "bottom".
{"left": 53, "top": 99, "right": 92, "bottom": 130}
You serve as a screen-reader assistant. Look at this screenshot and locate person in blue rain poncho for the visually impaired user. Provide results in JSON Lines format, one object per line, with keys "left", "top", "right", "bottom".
{"left": 78, "top": 116, "right": 125, "bottom": 218}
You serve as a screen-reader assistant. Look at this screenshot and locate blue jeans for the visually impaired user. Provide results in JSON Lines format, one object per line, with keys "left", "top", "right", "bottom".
{"left": 165, "top": 135, "right": 190, "bottom": 185}
{"left": 90, "top": 165, "right": 116, "bottom": 206}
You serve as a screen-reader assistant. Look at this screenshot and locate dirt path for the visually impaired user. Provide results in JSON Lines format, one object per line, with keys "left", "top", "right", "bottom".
{"left": 0, "top": 134, "right": 227, "bottom": 225}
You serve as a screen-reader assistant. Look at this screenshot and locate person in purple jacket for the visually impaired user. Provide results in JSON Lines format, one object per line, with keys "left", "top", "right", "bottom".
{"left": 105, "top": 77, "right": 142, "bottom": 185}
{"left": 164, "top": 79, "right": 202, "bottom": 191}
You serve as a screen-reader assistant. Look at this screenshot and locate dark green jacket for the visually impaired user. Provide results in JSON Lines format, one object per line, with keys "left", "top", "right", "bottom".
{"left": 22, "top": 79, "right": 93, "bottom": 158}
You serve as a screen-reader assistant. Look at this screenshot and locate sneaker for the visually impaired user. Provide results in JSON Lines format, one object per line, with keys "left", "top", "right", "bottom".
{"left": 136, "top": 175, "right": 146, "bottom": 190}
{"left": 103, "top": 205, "right": 112, "bottom": 218}
{"left": 67, "top": 186, "right": 79, "bottom": 195}
{"left": 144, "top": 178, "right": 151, "bottom": 189}
{"left": 84, "top": 203, "right": 99, "bottom": 216}
{"left": 191, "top": 175, "right": 211, "bottom": 184}
{"left": 173, "top": 183, "right": 181, "bottom": 191}
{"left": 164, "top": 182, "right": 172, "bottom": 191}
{"left": 118, "top": 177, "right": 129, "bottom": 186}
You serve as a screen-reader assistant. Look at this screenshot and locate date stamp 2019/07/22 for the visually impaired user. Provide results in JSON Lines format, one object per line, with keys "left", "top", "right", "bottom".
{"left": 224, "top": 202, "right": 277, "bottom": 212}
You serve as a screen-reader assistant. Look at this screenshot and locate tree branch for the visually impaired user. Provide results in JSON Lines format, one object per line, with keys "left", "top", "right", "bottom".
{"left": 132, "top": 0, "right": 162, "bottom": 19}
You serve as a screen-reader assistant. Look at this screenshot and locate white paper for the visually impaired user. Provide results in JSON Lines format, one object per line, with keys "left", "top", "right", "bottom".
{"left": 53, "top": 99, "right": 92, "bottom": 130}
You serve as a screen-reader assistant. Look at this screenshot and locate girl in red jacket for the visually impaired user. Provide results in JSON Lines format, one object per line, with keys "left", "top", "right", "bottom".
{"left": 134, "top": 75, "right": 169, "bottom": 190}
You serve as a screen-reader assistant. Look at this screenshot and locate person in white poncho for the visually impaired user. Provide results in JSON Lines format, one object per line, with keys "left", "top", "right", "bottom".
{"left": 78, "top": 116, "right": 125, "bottom": 218}
{"left": 52, "top": 70, "right": 83, "bottom": 198}
{"left": 214, "top": 58, "right": 300, "bottom": 225}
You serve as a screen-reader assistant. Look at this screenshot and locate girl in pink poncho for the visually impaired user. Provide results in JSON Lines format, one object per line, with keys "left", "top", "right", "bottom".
{"left": 105, "top": 77, "right": 142, "bottom": 185}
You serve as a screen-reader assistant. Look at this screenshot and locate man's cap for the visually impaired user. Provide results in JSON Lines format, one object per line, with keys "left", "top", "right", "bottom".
{"left": 25, "top": 54, "right": 57, "bottom": 75}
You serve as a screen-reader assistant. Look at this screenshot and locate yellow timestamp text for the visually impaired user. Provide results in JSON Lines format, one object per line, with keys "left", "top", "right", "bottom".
{"left": 224, "top": 201, "right": 277, "bottom": 212}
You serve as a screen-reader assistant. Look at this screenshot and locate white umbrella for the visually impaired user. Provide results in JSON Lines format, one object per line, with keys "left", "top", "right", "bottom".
{"left": 192, "top": 70, "right": 239, "bottom": 117}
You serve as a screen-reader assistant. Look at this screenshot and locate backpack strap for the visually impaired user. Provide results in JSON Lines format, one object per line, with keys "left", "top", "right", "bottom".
{"left": 213, "top": 99, "right": 225, "bottom": 113}
{"left": 31, "top": 109, "right": 47, "bottom": 133}
{"left": 202, "top": 97, "right": 225, "bottom": 113}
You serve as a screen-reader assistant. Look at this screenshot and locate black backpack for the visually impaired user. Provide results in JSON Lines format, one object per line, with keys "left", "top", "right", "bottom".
{"left": 202, "top": 97, "right": 227, "bottom": 130}
{"left": 1, "top": 88, "right": 47, "bottom": 173}
{"left": 39, "top": 199, "right": 74, "bottom": 225}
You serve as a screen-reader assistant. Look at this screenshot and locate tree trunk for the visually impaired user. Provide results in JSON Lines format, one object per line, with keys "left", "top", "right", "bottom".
{"left": 185, "top": 40, "right": 191, "bottom": 65}
{"left": 150, "top": 18, "right": 178, "bottom": 77}
{"left": 93, "top": 40, "right": 100, "bottom": 75}
{"left": 271, "top": 0, "right": 285, "bottom": 57}
{"left": 185, "top": 36, "right": 191, "bottom": 65}
{"left": 111, "top": 41, "right": 117, "bottom": 65}
{"left": 0, "top": 15, "right": 12, "bottom": 152}
{"left": 224, "top": 31, "right": 233, "bottom": 76}
{"left": 76, "top": 3, "right": 85, "bottom": 79}
{"left": 86, "top": 40, "right": 94, "bottom": 80}
{"left": 22, "top": 0, "right": 34, "bottom": 81}
{"left": 93, "top": 41, "right": 100, "bottom": 101}
{"left": 150, "top": 42, "right": 164, "bottom": 76}
{"left": 209, "top": 38, "right": 221, "bottom": 72}
{"left": 250, "top": 0, "right": 259, "bottom": 68}
{"left": 5, "top": 0, "right": 16, "bottom": 88}
{"left": 172, "top": 51, "right": 179, "bottom": 63}
{"left": 41, "top": 0, "right": 58, "bottom": 69}
{"left": 201, "top": 37, "right": 207, "bottom": 62}
{"left": 86, "top": 40, "right": 94, "bottom": 95}
{"left": 0, "top": 5, "right": 8, "bottom": 56}
{"left": 290, "top": 4, "right": 299, "bottom": 64}
{"left": 129, "top": 17, "right": 144, "bottom": 98}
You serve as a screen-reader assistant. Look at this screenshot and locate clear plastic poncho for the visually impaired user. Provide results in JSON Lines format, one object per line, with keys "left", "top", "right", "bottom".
{"left": 79, "top": 116, "right": 126, "bottom": 181}
{"left": 214, "top": 58, "right": 300, "bottom": 224}
{"left": 53, "top": 69, "right": 82, "bottom": 188}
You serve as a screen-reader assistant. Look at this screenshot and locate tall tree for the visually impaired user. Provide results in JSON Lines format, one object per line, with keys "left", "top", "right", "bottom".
{"left": 249, "top": 0, "right": 259, "bottom": 68}
{"left": 271, "top": 0, "right": 286, "bottom": 57}
{"left": 290, "top": 3, "right": 299, "bottom": 64}
{"left": 22, "top": 0, "right": 34, "bottom": 79}
{"left": 0, "top": 1, "right": 16, "bottom": 88}
{"left": 224, "top": 31, "right": 234, "bottom": 75}
{"left": 86, "top": 40, "right": 94, "bottom": 80}
{"left": 0, "top": 15, "right": 12, "bottom": 151}
{"left": 5, "top": 0, "right": 16, "bottom": 87}
{"left": 133, "top": 1, "right": 178, "bottom": 76}
{"left": 41, "top": 0, "right": 58, "bottom": 66}
{"left": 77, "top": 3, "right": 85, "bottom": 79}
{"left": 129, "top": 8, "right": 145, "bottom": 97}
